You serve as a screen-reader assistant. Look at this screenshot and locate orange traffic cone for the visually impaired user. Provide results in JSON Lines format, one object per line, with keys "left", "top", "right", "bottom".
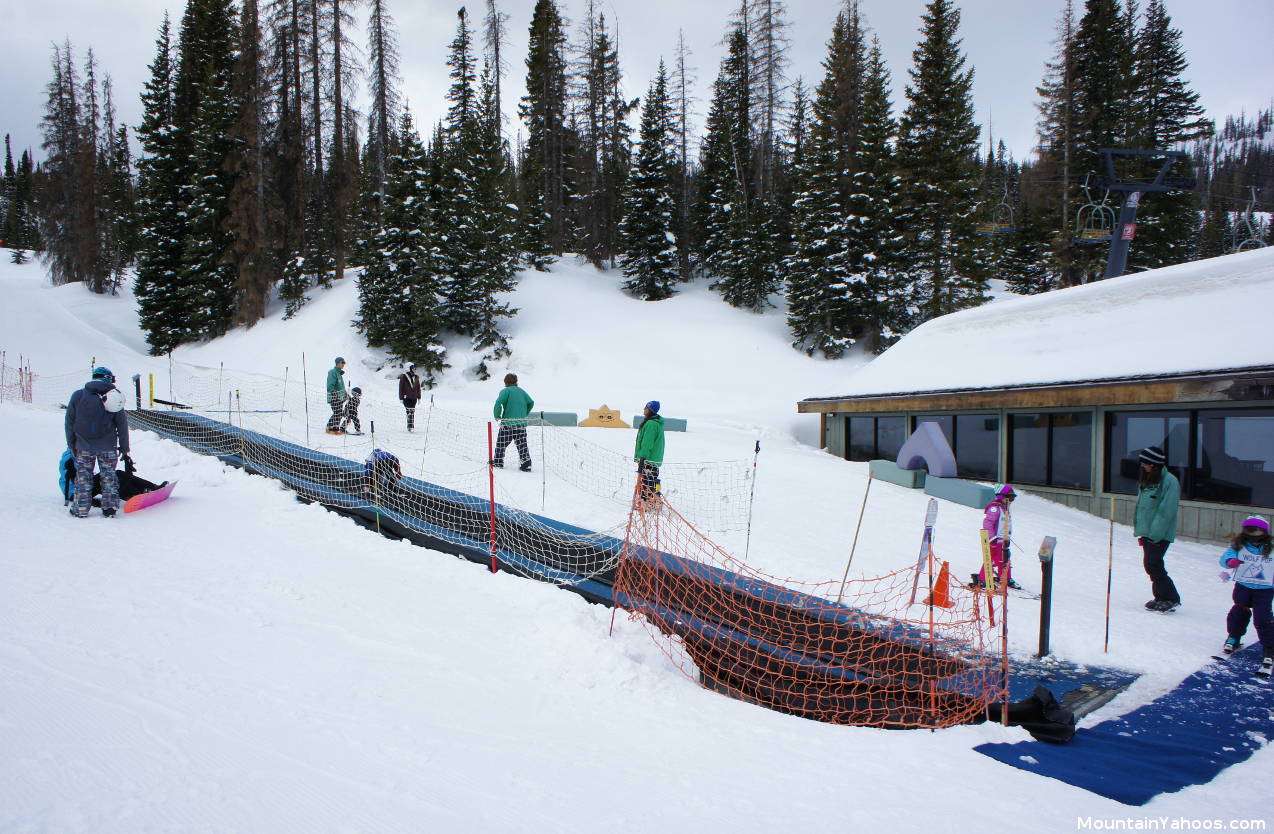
{"left": 925, "top": 560, "right": 954, "bottom": 608}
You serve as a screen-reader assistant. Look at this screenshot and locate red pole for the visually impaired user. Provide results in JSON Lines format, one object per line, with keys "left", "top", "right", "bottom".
{"left": 487, "top": 421, "right": 499, "bottom": 573}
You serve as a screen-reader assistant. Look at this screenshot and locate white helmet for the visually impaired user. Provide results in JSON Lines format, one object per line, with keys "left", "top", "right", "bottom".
{"left": 102, "top": 387, "right": 126, "bottom": 413}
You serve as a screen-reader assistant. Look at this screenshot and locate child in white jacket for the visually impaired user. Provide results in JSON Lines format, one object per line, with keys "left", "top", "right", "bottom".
{"left": 1219, "top": 516, "right": 1273, "bottom": 676}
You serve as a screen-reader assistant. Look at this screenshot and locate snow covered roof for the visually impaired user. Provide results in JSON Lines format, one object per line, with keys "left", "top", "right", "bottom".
{"left": 807, "top": 247, "right": 1274, "bottom": 402}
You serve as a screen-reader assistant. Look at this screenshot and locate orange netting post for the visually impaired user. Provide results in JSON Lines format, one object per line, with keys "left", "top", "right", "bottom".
{"left": 613, "top": 491, "right": 1000, "bottom": 729}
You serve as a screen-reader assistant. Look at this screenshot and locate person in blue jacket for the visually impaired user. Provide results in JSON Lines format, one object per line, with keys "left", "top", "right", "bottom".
{"left": 1219, "top": 516, "right": 1274, "bottom": 675}
{"left": 65, "top": 366, "right": 130, "bottom": 518}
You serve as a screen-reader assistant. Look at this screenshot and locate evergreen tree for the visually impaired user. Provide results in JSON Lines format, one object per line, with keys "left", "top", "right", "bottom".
{"left": 1032, "top": 0, "right": 1080, "bottom": 288}
{"left": 134, "top": 15, "right": 190, "bottom": 353}
{"left": 895, "top": 0, "right": 988, "bottom": 326}
{"left": 519, "top": 0, "right": 571, "bottom": 262}
{"left": 174, "top": 0, "right": 239, "bottom": 340}
{"left": 1125, "top": 0, "right": 1210, "bottom": 270}
{"left": 435, "top": 10, "right": 519, "bottom": 377}
{"left": 226, "top": 0, "right": 277, "bottom": 327}
{"left": 669, "top": 30, "right": 696, "bottom": 280}
{"left": 365, "top": 0, "right": 401, "bottom": 226}
{"left": 617, "top": 62, "right": 679, "bottom": 301}
{"left": 356, "top": 110, "right": 448, "bottom": 381}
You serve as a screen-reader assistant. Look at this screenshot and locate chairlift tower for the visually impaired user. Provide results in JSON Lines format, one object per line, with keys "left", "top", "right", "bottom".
{"left": 1097, "top": 148, "right": 1196, "bottom": 279}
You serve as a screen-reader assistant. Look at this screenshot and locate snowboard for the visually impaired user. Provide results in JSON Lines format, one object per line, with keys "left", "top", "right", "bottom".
{"left": 124, "top": 480, "right": 177, "bottom": 513}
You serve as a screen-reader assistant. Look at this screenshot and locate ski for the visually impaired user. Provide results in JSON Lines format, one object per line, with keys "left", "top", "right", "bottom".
{"left": 1257, "top": 658, "right": 1272, "bottom": 679}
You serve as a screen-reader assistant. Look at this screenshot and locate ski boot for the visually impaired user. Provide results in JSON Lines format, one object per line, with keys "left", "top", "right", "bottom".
{"left": 1259, "top": 654, "right": 1273, "bottom": 679}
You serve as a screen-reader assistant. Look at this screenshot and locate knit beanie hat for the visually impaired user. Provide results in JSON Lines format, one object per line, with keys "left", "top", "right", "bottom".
{"left": 1138, "top": 446, "right": 1166, "bottom": 466}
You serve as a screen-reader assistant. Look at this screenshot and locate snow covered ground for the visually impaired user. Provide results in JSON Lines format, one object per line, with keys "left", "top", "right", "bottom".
{"left": 2, "top": 256, "right": 1271, "bottom": 832}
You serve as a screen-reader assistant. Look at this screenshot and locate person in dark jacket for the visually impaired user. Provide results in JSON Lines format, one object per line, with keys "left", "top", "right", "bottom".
{"left": 1134, "top": 445, "right": 1182, "bottom": 612}
{"left": 340, "top": 387, "right": 364, "bottom": 434}
{"left": 65, "top": 365, "right": 130, "bottom": 518}
{"left": 398, "top": 363, "right": 423, "bottom": 431}
{"left": 491, "top": 373, "right": 535, "bottom": 471}
{"left": 326, "top": 357, "right": 347, "bottom": 434}
{"left": 635, "top": 400, "right": 665, "bottom": 503}
{"left": 363, "top": 449, "right": 402, "bottom": 497}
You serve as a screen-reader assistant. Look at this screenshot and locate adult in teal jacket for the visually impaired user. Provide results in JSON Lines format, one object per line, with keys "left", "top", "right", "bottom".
{"left": 326, "top": 357, "right": 347, "bottom": 434}
{"left": 1134, "top": 445, "right": 1181, "bottom": 612}
{"left": 635, "top": 400, "right": 665, "bottom": 502}
{"left": 492, "top": 373, "right": 535, "bottom": 471}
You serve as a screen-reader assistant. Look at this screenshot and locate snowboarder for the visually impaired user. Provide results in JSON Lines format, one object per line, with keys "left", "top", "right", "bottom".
{"left": 1218, "top": 516, "right": 1274, "bottom": 677}
{"left": 64, "top": 365, "right": 130, "bottom": 518}
{"left": 635, "top": 400, "right": 665, "bottom": 504}
{"left": 491, "top": 373, "right": 534, "bottom": 472}
{"left": 363, "top": 448, "right": 402, "bottom": 497}
{"left": 971, "top": 484, "right": 1019, "bottom": 590}
{"left": 399, "top": 363, "right": 423, "bottom": 431}
{"left": 326, "top": 357, "right": 347, "bottom": 434}
{"left": 1135, "top": 446, "right": 1182, "bottom": 612}
{"left": 340, "top": 386, "right": 364, "bottom": 435}
{"left": 59, "top": 449, "right": 164, "bottom": 506}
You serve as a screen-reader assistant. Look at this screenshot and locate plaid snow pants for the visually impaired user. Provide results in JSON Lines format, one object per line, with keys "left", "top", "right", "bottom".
{"left": 73, "top": 449, "right": 119, "bottom": 516}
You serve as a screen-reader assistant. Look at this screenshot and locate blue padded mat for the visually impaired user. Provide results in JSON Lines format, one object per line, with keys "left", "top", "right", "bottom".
{"left": 977, "top": 644, "right": 1274, "bottom": 806}
{"left": 1005, "top": 656, "right": 1140, "bottom": 703}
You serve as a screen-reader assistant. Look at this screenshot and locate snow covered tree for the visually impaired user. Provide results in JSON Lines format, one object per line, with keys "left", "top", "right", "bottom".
{"left": 786, "top": 6, "right": 902, "bottom": 356}
{"left": 519, "top": 0, "right": 572, "bottom": 262}
{"left": 618, "top": 63, "right": 679, "bottom": 301}
{"left": 894, "top": 0, "right": 988, "bottom": 326}
{"left": 356, "top": 110, "right": 448, "bottom": 382}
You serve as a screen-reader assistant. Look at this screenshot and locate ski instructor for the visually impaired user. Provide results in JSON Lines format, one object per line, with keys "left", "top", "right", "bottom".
{"left": 635, "top": 400, "right": 665, "bottom": 504}
{"left": 65, "top": 365, "right": 130, "bottom": 518}
{"left": 326, "top": 357, "right": 348, "bottom": 435}
{"left": 1135, "top": 445, "right": 1182, "bottom": 612}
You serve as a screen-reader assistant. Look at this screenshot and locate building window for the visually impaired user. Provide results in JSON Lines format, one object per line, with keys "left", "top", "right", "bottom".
{"left": 915, "top": 414, "right": 999, "bottom": 480}
{"left": 845, "top": 416, "right": 908, "bottom": 462}
{"left": 955, "top": 414, "right": 1000, "bottom": 480}
{"left": 1106, "top": 411, "right": 1190, "bottom": 495}
{"left": 1009, "top": 412, "right": 1092, "bottom": 489}
{"left": 1194, "top": 409, "right": 1274, "bottom": 508}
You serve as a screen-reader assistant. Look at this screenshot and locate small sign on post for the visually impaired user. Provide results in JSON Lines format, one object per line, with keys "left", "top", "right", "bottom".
{"left": 1038, "top": 535, "right": 1058, "bottom": 658}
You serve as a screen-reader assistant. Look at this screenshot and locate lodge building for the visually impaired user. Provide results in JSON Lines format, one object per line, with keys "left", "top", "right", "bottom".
{"left": 798, "top": 249, "right": 1274, "bottom": 540}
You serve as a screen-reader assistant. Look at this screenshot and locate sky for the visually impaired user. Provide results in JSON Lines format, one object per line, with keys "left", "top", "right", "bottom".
{"left": 4, "top": 0, "right": 1273, "bottom": 166}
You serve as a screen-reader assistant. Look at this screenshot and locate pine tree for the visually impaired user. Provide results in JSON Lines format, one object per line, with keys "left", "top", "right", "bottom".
{"left": 365, "top": 0, "right": 401, "bottom": 227}
{"left": 1124, "top": 0, "right": 1210, "bottom": 271}
{"left": 519, "top": 0, "right": 572, "bottom": 262}
{"left": 895, "top": 0, "right": 988, "bottom": 326}
{"left": 135, "top": 15, "right": 191, "bottom": 353}
{"left": 618, "top": 62, "right": 679, "bottom": 300}
{"left": 1032, "top": 0, "right": 1080, "bottom": 288}
{"left": 226, "top": 0, "right": 277, "bottom": 327}
{"left": 356, "top": 110, "right": 448, "bottom": 382}
{"left": 174, "top": 0, "right": 239, "bottom": 340}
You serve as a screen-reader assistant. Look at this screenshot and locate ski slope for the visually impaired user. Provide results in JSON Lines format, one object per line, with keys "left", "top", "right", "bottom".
{"left": 1, "top": 256, "right": 1271, "bottom": 832}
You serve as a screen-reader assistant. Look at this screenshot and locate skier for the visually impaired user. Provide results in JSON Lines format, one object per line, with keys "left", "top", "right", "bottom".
{"left": 64, "top": 366, "right": 130, "bottom": 518}
{"left": 363, "top": 448, "right": 402, "bottom": 497}
{"left": 1218, "top": 516, "right": 1274, "bottom": 678}
{"left": 1135, "top": 445, "right": 1182, "bottom": 612}
{"left": 971, "top": 484, "right": 1019, "bottom": 590}
{"left": 340, "top": 386, "right": 364, "bottom": 435}
{"left": 326, "top": 357, "right": 348, "bottom": 434}
{"left": 634, "top": 400, "right": 665, "bottom": 504}
{"left": 398, "top": 363, "right": 422, "bottom": 432}
{"left": 491, "top": 373, "right": 534, "bottom": 472}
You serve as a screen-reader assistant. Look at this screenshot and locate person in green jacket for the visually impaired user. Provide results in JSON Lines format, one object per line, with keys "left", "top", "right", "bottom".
{"left": 1134, "top": 445, "right": 1182, "bottom": 612}
{"left": 325, "top": 357, "right": 348, "bottom": 434}
{"left": 635, "top": 400, "right": 665, "bottom": 503}
{"left": 492, "top": 373, "right": 535, "bottom": 471}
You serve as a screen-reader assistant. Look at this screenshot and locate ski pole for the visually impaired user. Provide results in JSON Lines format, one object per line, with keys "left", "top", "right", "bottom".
{"left": 1104, "top": 495, "right": 1115, "bottom": 653}
{"left": 836, "top": 473, "right": 874, "bottom": 604}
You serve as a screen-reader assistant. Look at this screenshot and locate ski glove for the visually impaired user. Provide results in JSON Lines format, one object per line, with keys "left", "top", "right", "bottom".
{"left": 1226, "top": 557, "right": 1242, "bottom": 568}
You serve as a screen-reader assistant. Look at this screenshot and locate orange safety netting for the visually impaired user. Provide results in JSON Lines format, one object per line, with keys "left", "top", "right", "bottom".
{"left": 614, "top": 493, "right": 1005, "bottom": 729}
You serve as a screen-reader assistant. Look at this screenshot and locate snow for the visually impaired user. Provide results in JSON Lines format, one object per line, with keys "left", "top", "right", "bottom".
{"left": 823, "top": 246, "right": 1274, "bottom": 398}
{"left": 2, "top": 255, "right": 1272, "bottom": 831}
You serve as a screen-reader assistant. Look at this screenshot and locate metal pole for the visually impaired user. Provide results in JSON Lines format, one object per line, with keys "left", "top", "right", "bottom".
{"left": 1103, "top": 190, "right": 1141, "bottom": 279}
{"left": 301, "top": 353, "right": 310, "bottom": 447}
{"left": 1037, "top": 536, "right": 1057, "bottom": 658}
{"left": 743, "top": 439, "right": 761, "bottom": 561}
{"left": 486, "top": 422, "right": 499, "bottom": 573}
{"left": 1104, "top": 496, "right": 1116, "bottom": 653}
